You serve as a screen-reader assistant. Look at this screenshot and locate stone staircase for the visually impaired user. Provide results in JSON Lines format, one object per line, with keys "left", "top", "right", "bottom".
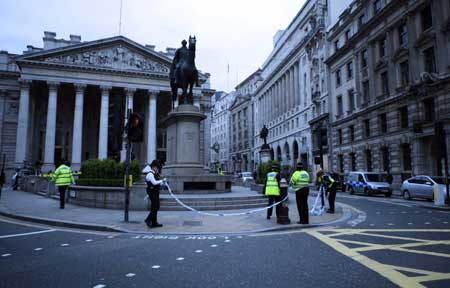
{"left": 159, "top": 195, "right": 268, "bottom": 211}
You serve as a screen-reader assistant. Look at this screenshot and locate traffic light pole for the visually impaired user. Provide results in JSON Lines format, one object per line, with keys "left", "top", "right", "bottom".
{"left": 124, "top": 108, "right": 132, "bottom": 222}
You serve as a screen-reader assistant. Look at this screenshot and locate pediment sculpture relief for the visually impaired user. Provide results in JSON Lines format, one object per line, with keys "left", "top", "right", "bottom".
{"left": 43, "top": 45, "right": 170, "bottom": 74}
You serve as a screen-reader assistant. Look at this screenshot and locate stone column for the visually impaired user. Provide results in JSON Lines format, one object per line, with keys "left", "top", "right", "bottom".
{"left": 146, "top": 91, "right": 158, "bottom": 163}
{"left": 71, "top": 84, "right": 86, "bottom": 171}
{"left": 290, "top": 67, "right": 295, "bottom": 110}
{"left": 98, "top": 86, "right": 111, "bottom": 159}
{"left": 15, "top": 80, "right": 31, "bottom": 165}
{"left": 294, "top": 63, "right": 299, "bottom": 107}
{"left": 287, "top": 71, "right": 291, "bottom": 111}
{"left": 42, "top": 82, "right": 59, "bottom": 171}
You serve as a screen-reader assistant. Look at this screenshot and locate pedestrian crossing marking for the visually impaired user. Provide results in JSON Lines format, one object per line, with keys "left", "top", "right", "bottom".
{"left": 307, "top": 229, "right": 450, "bottom": 288}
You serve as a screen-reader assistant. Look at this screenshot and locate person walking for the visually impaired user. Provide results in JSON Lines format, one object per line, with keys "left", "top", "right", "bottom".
{"left": 290, "top": 162, "right": 310, "bottom": 224}
{"left": 145, "top": 160, "right": 166, "bottom": 228}
{"left": 52, "top": 160, "right": 75, "bottom": 209}
{"left": 322, "top": 173, "right": 337, "bottom": 213}
{"left": 263, "top": 164, "right": 281, "bottom": 220}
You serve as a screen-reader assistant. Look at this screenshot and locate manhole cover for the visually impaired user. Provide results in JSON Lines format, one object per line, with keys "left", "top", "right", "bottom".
{"left": 183, "top": 220, "right": 203, "bottom": 226}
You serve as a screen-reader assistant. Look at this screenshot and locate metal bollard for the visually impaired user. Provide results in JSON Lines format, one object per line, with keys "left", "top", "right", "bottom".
{"left": 277, "top": 179, "right": 291, "bottom": 225}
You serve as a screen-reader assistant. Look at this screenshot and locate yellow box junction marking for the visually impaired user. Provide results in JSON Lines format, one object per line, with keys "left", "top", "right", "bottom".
{"left": 307, "top": 229, "right": 450, "bottom": 288}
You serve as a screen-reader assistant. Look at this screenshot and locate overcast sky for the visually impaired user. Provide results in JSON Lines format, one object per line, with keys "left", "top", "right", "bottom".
{"left": 0, "top": 0, "right": 306, "bottom": 92}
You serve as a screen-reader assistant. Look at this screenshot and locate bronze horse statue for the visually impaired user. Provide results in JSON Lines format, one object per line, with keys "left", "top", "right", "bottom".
{"left": 170, "top": 36, "right": 199, "bottom": 109}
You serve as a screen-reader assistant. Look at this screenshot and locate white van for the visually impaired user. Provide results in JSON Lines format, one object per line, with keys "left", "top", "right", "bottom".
{"left": 346, "top": 172, "right": 392, "bottom": 197}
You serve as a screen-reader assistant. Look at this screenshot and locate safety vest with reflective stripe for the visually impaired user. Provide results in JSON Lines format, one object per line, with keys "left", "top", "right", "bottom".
{"left": 265, "top": 172, "right": 280, "bottom": 196}
{"left": 52, "top": 165, "right": 75, "bottom": 186}
{"left": 323, "top": 174, "right": 335, "bottom": 188}
{"left": 290, "top": 170, "right": 310, "bottom": 191}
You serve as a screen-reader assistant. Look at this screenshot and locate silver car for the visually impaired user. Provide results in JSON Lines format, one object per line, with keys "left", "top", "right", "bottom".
{"left": 401, "top": 176, "right": 447, "bottom": 200}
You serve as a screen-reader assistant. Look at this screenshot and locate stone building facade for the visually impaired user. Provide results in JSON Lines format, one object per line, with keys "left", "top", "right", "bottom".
{"left": 0, "top": 32, "right": 214, "bottom": 177}
{"left": 210, "top": 91, "right": 236, "bottom": 172}
{"left": 326, "top": 0, "right": 450, "bottom": 187}
{"left": 253, "top": 0, "right": 329, "bottom": 177}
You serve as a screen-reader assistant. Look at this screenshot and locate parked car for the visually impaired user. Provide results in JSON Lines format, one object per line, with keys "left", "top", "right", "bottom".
{"left": 401, "top": 175, "right": 447, "bottom": 201}
{"left": 346, "top": 171, "right": 392, "bottom": 197}
{"left": 240, "top": 172, "right": 254, "bottom": 184}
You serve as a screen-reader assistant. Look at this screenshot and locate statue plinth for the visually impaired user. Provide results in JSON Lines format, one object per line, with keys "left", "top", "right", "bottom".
{"left": 162, "top": 104, "right": 232, "bottom": 193}
{"left": 260, "top": 145, "right": 271, "bottom": 164}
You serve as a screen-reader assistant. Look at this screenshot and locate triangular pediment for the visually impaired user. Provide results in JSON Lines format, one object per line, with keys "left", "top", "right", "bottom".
{"left": 17, "top": 36, "right": 172, "bottom": 75}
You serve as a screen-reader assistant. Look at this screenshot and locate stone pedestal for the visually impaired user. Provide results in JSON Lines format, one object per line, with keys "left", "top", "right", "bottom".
{"left": 162, "top": 104, "right": 232, "bottom": 193}
{"left": 260, "top": 146, "right": 271, "bottom": 163}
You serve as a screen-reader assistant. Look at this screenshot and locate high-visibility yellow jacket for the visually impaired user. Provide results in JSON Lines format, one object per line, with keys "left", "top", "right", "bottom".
{"left": 265, "top": 172, "right": 280, "bottom": 196}
{"left": 52, "top": 165, "right": 75, "bottom": 186}
{"left": 290, "top": 170, "right": 310, "bottom": 191}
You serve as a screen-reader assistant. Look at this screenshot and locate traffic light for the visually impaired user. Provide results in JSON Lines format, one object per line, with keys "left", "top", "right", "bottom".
{"left": 128, "top": 113, "right": 144, "bottom": 142}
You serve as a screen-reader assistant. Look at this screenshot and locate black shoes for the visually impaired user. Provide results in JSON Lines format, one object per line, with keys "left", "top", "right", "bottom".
{"left": 151, "top": 223, "right": 163, "bottom": 228}
{"left": 326, "top": 209, "right": 334, "bottom": 214}
{"left": 297, "top": 221, "right": 309, "bottom": 225}
{"left": 145, "top": 220, "right": 152, "bottom": 228}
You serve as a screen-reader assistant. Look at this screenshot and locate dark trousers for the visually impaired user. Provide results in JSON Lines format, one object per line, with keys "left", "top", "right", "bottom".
{"left": 296, "top": 187, "right": 309, "bottom": 224}
{"left": 328, "top": 184, "right": 337, "bottom": 212}
{"left": 145, "top": 191, "right": 160, "bottom": 224}
{"left": 58, "top": 186, "right": 68, "bottom": 208}
{"left": 267, "top": 195, "right": 281, "bottom": 218}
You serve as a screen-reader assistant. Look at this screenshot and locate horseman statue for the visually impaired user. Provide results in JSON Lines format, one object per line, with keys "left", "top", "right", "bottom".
{"left": 170, "top": 36, "right": 200, "bottom": 108}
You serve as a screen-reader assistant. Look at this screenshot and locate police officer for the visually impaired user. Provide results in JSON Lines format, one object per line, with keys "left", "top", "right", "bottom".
{"left": 264, "top": 164, "right": 281, "bottom": 220}
{"left": 322, "top": 172, "right": 337, "bottom": 213}
{"left": 290, "top": 162, "right": 310, "bottom": 224}
{"left": 52, "top": 160, "right": 75, "bottom": 209}
{"left": 145, "top": 160, "right": 166, "bottom": 228}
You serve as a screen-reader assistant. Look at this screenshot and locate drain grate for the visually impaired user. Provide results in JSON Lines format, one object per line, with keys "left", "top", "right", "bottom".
{"left": 182, "top": 220, "right": 203, "bottom": 226}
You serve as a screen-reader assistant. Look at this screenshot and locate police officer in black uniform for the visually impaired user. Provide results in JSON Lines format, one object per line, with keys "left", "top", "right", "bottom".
{"left": 322, "top": 173, "right": 337, "bottom": 213}
{"left": 144, "top": 160, "right": 166, "bottom": 228}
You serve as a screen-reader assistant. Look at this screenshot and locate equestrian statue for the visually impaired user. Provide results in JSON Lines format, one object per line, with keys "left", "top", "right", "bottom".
{"left": 170, "top": 36, "right": 200, "bottom": 109}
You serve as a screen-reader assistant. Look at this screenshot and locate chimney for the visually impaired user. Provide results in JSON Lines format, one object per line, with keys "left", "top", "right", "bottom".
{"left": 145, "top": 44, "right": 155, "bottom": 51}
{"left": 43, "top": 31, "right": 57, "bottom": 50}
{"left": 70, "top": 34, "right": 81, "bottom": 43}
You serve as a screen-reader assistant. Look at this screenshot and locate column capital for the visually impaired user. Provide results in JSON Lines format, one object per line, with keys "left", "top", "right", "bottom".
{"left": 124, "top": 87, "right": 136, "bottom": 96}
{"left": 47, "top": 81, "right": 59, "bottom": 91}
{"left": 148, "top": 89, "right": 159, "bottom": 96}
{"left": 18, "top": 79, "right": 32, "bottom": 87}
{"left": 74, "top": 83, "right": 87, "bottom": 92}
{"left": 100, "top": 85, "right": 112, "bottom": 92}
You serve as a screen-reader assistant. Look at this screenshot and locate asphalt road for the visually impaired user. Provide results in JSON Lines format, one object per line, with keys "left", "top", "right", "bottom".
{"left": 0, "top": 192, "right": 449, "bottom": 288}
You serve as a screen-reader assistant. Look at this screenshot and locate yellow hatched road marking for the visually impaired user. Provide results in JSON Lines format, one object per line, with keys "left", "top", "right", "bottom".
{"left": 307, "top": 229, "right": 450, "bottom": 288}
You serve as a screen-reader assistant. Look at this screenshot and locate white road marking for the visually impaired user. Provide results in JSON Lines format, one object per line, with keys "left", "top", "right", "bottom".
{"left": 1, "top": 253, "right": 11, "bottom": 257}
{"left": 176, "top": 257, "right": 184, "bottom": 261}
{"left": 86, "top": 239, "right": 93, "bottom": 242}
{"left": 211, "top": 244, "right": 218, "bottom": 247}
{"left": 61, "top": 243, "right": 69, "bottom": 247}
{"left": 424, "top": 222, "right": 431, "bottom": 225}
{"left": 366, "top": 198, "right": 412, "bottom": 208}
{"left": 401, "top": 211, "right": 407, "bottom": 214}
{"left": 0, "top": 229, "right": 55, "bottom": 239}
{"left": 225, "top": 239, "right": 231, "bottom": 243}
{"left": 408, "top": 223, "right": 413, "bottom": 225}
{"left": 387, "top": 223, "right": 394, "bottom": 226}
{"left": 93, "top": 285, "right": 106, "bottom": 288}
{"left": 444, "top": 222, "right": 449, "bottom": 224}
{"left": 389, "top": 212, "right": 395, "bottom": 214}
{"left": 376, "top": 212, "right": 381, "bottom": 215}
{"left": 107, "top": 236, "right": 114, "bottom": 239}
{"left": 195, "top": 250, "right": 203, "bottom": 253}
{"left": 237, "top": 236, "right": 243, "bottom": 239}
{"left": 125, "top": 273, "right": 135, "bottom": 277}
{"left": 151, "top": 265, "right": 160, "bottom": 269}
{"left": 369, "top": 224, "right": 375, "bottom": 227}
{"left": 34, "top": 248, "right": 43, "bottom": 251}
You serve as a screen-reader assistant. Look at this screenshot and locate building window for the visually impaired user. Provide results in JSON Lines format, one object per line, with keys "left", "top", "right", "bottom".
{"left": 399, "top": 106, "right": 408, "bottom": 129}
{"left": 349, "top": 152, "right": 356, "bottom": 171}
{"left": 334, "top": 39, "right": 340, "bottom": 51}
{"left": 345, "top": 30, "right": 351, "bottom": 42}
{"left": 361, "top": 49, "right": 368, "bottom": 68}
{"left": 366, "top": 149, "right": 372, "bottom": 171}
{"left": 348, "top": 89, "right": 355, "bottom": 112}
{"left": 336, "top": 69, "right": 342, "bottom": 87}
{"left": 421, "top": 5, "right": 433, "bottom": 31}
{"left": 381, "top": 71, "right": 389, "bottom": 95}
{"left": 349, "top": 125, "right": 355, "bottom": 142}
{"left": 398, "top": 23, "right": 408, "bottom": 47}
{"left": 347, "top": 61, "right": 353, "bottom": 79}
{"left": 338, "top": 129, "right": 343, "bottom": 145}
{"left": 338, "top": 154, "right": 344, "bottom": 173}
{"left": 364, "top": 119, "right": 371, "bottom": 138}
{"left": 379, "top": 113, "right": 387, "bottom": 134}
{"left": 373, "top": 0, "right": 382, "bottom": 14}
{"left": 379, "top": 36, "right": 386, "bottom": 58}
{"left": 401, "top": 143, "right": 412, "bottom": 171}
{"left": 358, "top": 14, "right": 366, "bottom": 29}
{"left": 423, "top": 97, "right": 435, "bottom": 122}
{"left": 400, "top": 60, "right": 409, "bottom": 87}
{"left": 337, "top": 95, "right": 343, "bottom": 116}
{"left": 362, "top": 81, "right": 370, "bottom": 104}
{"left": 423, "top": 47, "right": 436, "bottom": 73}
{"left": 381, "top": 146, "right": 390, "bottom": 172}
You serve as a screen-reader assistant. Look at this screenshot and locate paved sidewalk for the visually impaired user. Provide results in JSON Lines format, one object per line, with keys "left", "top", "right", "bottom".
{"left": 0, "top": 188, "right": 346, "bottom": 234}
